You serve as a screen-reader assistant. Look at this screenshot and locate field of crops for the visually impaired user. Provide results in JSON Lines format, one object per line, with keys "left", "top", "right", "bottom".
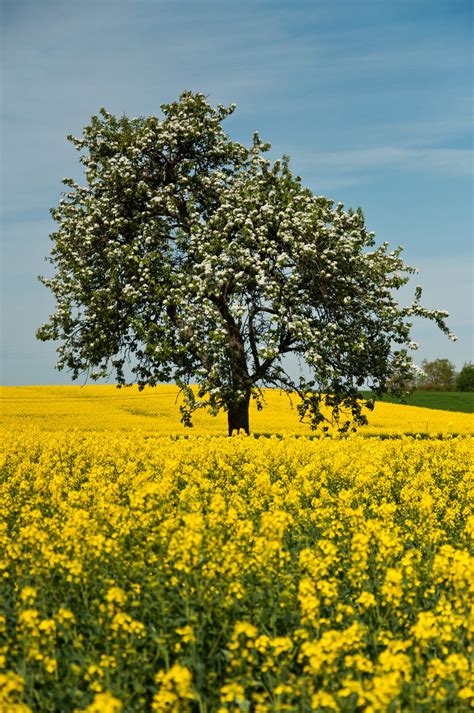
{"left": 364, "top": 391, "right": 474, "bottom": 415}
{"left": 1, "top": 387, "right": 473, "bottom": 712}
{"left": 1, "top": 385, "right": 473, "bottom": 436}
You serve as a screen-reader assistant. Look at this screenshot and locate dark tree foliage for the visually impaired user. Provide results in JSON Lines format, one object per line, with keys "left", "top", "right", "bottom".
{"left": 418, "top": 358, "right": 457, "bottom": 391}
{"left": 455, "top": 363, "right": 474, "bottom": 392}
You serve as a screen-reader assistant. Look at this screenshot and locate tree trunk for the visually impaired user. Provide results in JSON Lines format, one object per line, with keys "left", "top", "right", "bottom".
{"left": 227, "top": 392, "right": 250, "bottom": 436}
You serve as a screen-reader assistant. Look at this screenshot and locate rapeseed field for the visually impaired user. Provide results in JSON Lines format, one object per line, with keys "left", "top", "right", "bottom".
{"left": 0, "top": 387, "right": 472, "bottom": 712}
{"left": 1, "top": 385, "right": 472, "bottom": 436}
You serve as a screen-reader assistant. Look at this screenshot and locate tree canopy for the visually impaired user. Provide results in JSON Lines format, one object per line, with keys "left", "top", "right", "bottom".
{"left": 455, "top": 363, "right": 474, "bottom": 392}
{"left": 37, "top": 91, "right": 455, "bottom": 434}
{"left": 418, "top": 358, "right": 457, "bottom": 391}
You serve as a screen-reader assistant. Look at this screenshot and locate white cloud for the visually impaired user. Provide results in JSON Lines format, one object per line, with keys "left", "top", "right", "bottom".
{"left": 291, "top": 146, "right": 473, "bottom": 180}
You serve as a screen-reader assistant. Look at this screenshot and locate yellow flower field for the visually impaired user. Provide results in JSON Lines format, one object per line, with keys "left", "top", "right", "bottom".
{"left": 1, "top": 385, "right": 472, "bottom": 435}
{"left": 0, "top": 387, "right": 473, "bottom": 711}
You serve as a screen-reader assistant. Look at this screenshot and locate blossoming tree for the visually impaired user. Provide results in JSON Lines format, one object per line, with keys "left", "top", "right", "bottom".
{"left": 37, "top": 91, "right": 454, "bottom": 434}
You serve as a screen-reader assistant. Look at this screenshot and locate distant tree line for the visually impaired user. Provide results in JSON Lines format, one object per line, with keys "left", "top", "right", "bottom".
{"left": 411, "top": 359, "right": 474, "bottom": 392}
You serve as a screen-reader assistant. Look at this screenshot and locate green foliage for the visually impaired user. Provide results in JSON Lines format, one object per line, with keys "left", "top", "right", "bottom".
{"left": 417, "top": 358, "right": 457, "bottom": 391}
{"left": 455, "top": 363, "right": 474, "bottom": 392}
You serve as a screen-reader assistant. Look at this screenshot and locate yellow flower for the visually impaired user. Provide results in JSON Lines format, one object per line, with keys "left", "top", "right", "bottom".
{"left": 412, "top": 611, "right": 438, "bottom": 642}
{"left": 269, "top": 636, "right": 293, "bottom": 657}
{"left": 381, "top": 567, "right": 403, "bottom": 605}
{"left": 38, "top": 619, "right": 56, "bottom": 635}
{"left": 152, "top": 665, "right": 194, "bottom": 712}
{"left": 106, "top": 587, "right": 127, "bottom": 607}
{"left": 356, "top": 591, "right": 376, "bottom": 609}
{"left": 233, "top": 622, "right": 258, "bottom": 639}
{"left": 175, "top": 625, "right": 195, "bottom": 643}
{"left": 56, "top": 607, "right": 76, "bottom": 626}
{"left": 219, "top": 682, "right": 246, "bottom": 704}
{"left": 0, "top": 671, "right": 33, "bottom": 711}
{"left": 19, "top": 587, "right": 37, "bottom": 604}
{"left": 81, "top": 692, "right": 123, "bottom": 713}
{"left": 43, "top": 656, "right": 57, "bottom": 674}
{"left": 17, "top": 609, "right": 40, "bottom": 632}
{"left": 311, "top": 691, "right": 338, "bottom": 711}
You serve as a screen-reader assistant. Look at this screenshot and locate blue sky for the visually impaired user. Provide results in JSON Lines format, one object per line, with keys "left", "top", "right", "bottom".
{"left": 1, "top": 0, "right": 472, "bottom": 385}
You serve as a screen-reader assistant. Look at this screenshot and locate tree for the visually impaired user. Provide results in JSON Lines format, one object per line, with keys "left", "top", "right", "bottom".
{"left": 418, "top": 358, "right": 457, "bottom": 391}
{"left": 37, "top": 91, "right": 455, "bottom": 435}
{"left": 455, "top": 363, "right": 474, "bottom": 392}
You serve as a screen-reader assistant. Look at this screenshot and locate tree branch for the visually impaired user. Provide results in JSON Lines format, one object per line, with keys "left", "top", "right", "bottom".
{"left": 166, "top": 304, "right": 211, "bottom": 371}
